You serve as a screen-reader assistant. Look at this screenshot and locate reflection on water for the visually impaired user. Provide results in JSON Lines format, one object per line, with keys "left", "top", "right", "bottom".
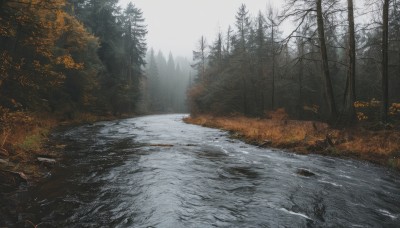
{"left": 1, "top": 114, "right": 400, "bottom": 227}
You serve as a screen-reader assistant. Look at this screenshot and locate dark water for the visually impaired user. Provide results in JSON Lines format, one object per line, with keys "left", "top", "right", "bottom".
{"left": 1, "top": 114, "right": 400, "bottom": 227}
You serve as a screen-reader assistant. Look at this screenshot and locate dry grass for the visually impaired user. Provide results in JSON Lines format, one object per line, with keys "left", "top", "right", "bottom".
{"left": 0, "top": 111, "right": 58, "bottom": 179}
{"left": 185, "top": 114, "right": 329, "bottom": 148}
{"left": 0, "top": 110, "right": 120, "bottom": 180}
{"left": 184, "top": 114, "right": 400, "bottom": 169}
{"left": 2, "top": 112, "right": 56, "bottom": 153}
{"left": 335, "top": 130, "right": 400, "bottom": 155}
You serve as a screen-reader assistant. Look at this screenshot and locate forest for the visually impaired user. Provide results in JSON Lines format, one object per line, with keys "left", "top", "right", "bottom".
{"left": 143, "top": 49, "right": 191, "bottom": 114}
{"left": 0, "top": 0, "right": 190, "bottom": 117}
{"left": 0, "top": 0, "right": 191, "bottom": 177}
{"left": 1, "top": 0, "right": 400, "bottom": 173}
{"left": 0, "top": 0, "right": 148, "bottom": 117}
{"left": 188, "top": 0, "right": 400, "bottom": 125}
{"left": 1, "top": 1, "right": 400, "bottom": 227}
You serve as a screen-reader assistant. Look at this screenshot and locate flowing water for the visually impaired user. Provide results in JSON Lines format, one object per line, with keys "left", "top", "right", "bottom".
{"left": 1, "top": 114, "right": 400, "bottom": 227}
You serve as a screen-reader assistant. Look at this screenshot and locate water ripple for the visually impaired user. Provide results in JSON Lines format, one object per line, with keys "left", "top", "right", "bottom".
{"left": 2, "top": 114, "right": 399, "bottom": 227}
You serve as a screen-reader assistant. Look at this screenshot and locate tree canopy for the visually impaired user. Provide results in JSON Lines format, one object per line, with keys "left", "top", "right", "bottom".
{"left": 0, "top": 0, "right": 148, "bottom": 117}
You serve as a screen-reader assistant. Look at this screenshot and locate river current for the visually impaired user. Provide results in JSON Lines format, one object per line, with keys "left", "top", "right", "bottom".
{"left": 1, "top": 114, "right": 400, "bottom": 227}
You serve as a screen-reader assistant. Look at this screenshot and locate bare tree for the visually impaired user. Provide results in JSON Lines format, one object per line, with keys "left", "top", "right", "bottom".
{"left": 382, "top": 0, "right": 389, "bottom": 122}
{"left": 340, "top": 0, "right": 357, "bottom": 125}
{"left": 192, "top": 36, "right": 208, "bottom": 82}
{"left": 235, "top": 4, "right": 251, "bottom": 115}
{"left": 316, "top": 0, "right": 338, "bottom": 122}
{"left": 296, "top": 29, "right": 305, "bottom": 118}
{"left": 281, "top": 0, "right": 339, "bottom": 122}
{"left": 267, "top": 5, "right": 278, "bottom": 110}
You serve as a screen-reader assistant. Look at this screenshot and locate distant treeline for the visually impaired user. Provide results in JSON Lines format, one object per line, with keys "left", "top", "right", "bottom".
{"left": 188, "top": 2, "right": 400, "bottom": 124}
{"left": 142, "top": 49, "right": 192, "bottom": 113}
{"left": 0, "top": 0, "right": 147, "bottom": 117}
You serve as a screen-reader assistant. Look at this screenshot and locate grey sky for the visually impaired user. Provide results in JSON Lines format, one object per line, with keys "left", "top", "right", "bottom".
{"left": 119, "top": 0, "right": 285, "bottom": 58}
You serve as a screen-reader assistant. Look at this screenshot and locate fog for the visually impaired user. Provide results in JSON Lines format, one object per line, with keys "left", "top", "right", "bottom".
{"left": 117, "top": 0, "right": 375, "bottom": 114}
{"left": 119, "top": 0, "right": 285, "bottom": 58}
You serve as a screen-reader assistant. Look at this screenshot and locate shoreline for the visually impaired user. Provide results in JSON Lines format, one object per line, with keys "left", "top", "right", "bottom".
{"left": 2, "top": 112, "right": 399, "bottom": 188}
{"left": 183, "top": 115, "right": 400, "bottom": 170}
{"left": 0, "top": 112, "right": 131, "bottom": 187}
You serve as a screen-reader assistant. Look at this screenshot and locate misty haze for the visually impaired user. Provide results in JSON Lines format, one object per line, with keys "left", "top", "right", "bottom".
{"left": 1, "top": 0, "right": 400, "bottom": 227}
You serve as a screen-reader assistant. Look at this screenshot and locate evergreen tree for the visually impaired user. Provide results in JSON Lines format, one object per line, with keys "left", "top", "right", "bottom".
{"left": 146, "top": 49, "right": 161, "bottom": 111}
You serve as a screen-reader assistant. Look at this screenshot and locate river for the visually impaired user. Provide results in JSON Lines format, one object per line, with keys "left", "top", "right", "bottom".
{"left": 1, "top": 114, "right": 400, "bottom": 227}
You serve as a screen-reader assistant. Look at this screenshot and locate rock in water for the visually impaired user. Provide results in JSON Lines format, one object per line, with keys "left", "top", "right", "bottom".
{"left": 296, "top": 168, "right": 316, "bottom": 177}
{"left": 37, "top": 157, "right": 57, "bottom": 164}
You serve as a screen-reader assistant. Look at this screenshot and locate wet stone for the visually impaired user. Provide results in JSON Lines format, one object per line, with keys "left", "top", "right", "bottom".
{"left": 37, "top": 157, "right": 57, "bottom": 164}
{"left": 296, "top": 168, "right": 316, "bottom": 177}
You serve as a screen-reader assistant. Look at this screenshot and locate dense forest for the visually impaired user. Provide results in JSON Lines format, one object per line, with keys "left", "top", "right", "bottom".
{"left": 188, "top": 1, "right": 400, "bottom": 125}
{"left": 1, "top": 1, "right": 400, "bottom": 226}
{"left": 0, "top": 0, "right": 149, "bottom": 117}
{"left": 3, "top": 0, "right": 400, "bottom": 126}
{"left": 0, "top": 0, "right": 192, "bottom": 118}
{"left": 1, "top": 0, "right": 400, "bottom": 165}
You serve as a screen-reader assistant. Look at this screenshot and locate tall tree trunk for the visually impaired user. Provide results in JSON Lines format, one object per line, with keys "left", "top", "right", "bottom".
{"left": 271, "top": 22, "right": 275, "bottom": 110}
{"left": 382, "top": 0, "right": 389, "bottom": 123}
{"left": 340, "top": 0, "right": 357, "bottom": 125}
{"left": 316, "top": 0, "right": 337, "bottom": 122}
{"left": 298, "top": 36, "right": 304, "bottom": 119}
{"left": 242, "top": 71, "right": 248, "bottom": 115}
{"left": 127, "top": 20, "right": 132, "bottom": 86}
{"left": 200, "top": 36, "right": 206, "bottom": 82}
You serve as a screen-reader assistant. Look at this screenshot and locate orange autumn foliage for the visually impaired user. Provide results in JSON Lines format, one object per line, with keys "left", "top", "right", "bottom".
{"left": 0, "top": 0, "right": 97, "bottom": 89}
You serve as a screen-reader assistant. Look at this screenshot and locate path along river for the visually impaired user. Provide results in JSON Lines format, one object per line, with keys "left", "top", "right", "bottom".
{"left": 1, "top": 114, "right": 400, "bottom": 227}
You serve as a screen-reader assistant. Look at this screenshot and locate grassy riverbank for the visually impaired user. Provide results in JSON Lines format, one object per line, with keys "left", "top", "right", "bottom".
{"left": 0, "top": 110, "right": 120, "bottom": 182}
{"left": 184, "top": 115, "right": 400, "bottom": 170}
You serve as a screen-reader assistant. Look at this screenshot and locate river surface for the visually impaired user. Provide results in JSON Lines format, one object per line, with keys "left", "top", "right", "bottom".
{"left": 1, "top": 114, "right": 400, "bottom": 227}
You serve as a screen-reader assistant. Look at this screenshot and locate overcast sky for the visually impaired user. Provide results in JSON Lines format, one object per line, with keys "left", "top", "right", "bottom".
{"left": 119, "top": 0, "right": 285, "bottom": 58}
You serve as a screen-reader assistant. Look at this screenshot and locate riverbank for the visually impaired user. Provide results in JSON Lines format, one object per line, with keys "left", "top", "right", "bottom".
{"left": 0, "top": 110, "right": 122, "bottom": 185}
{"left": 184, "top": 115, "right": 400, "bottom": 170}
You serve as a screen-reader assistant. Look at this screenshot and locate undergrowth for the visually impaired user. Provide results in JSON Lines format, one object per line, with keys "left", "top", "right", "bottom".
{"left": 0, "top": 106, "right": 119, "bottom": 180}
